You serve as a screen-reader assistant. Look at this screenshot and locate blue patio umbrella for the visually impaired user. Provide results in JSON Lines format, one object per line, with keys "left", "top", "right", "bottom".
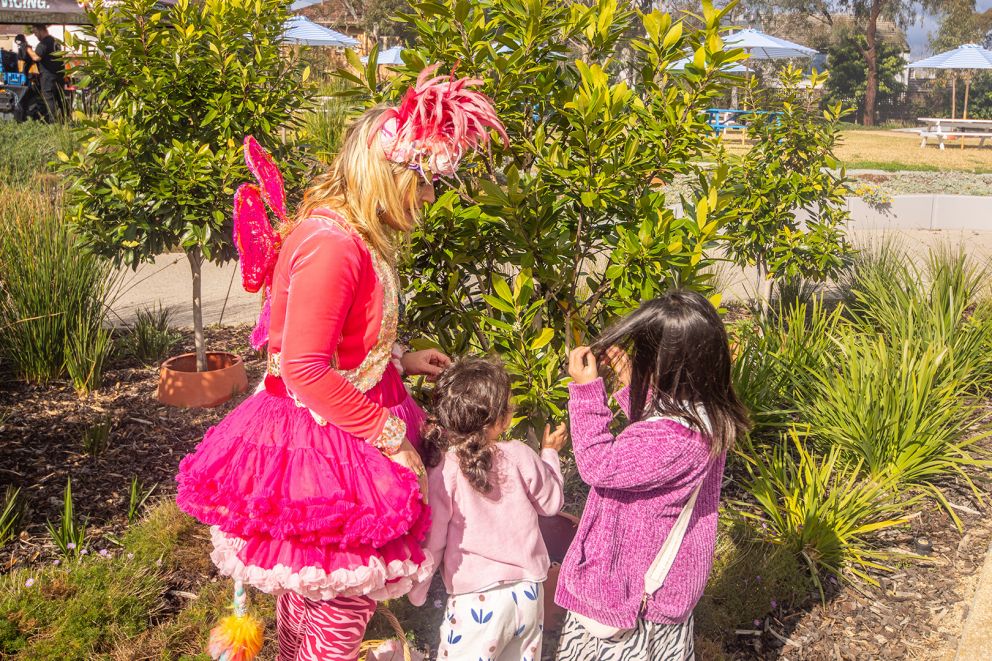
{"left": 361, "top": 46, "right": 405, "bottom": 66}
{"left": 908, "top": 44, "right": 992, "bottom": 119}
{"left": 282, "top": 16, "right": 358, "bottom": 47}
{"left": 723, "top": 28, "right": 818, "bottom": 60}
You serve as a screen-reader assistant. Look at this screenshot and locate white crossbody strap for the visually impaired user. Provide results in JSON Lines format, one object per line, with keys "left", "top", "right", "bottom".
{"left": 643, "top": 479, "right": 702, "bottom": 598}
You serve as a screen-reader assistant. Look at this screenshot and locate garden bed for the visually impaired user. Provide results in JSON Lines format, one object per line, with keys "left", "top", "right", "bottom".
{"left": 2, "top": 324, "right": 990, "bottom": 660}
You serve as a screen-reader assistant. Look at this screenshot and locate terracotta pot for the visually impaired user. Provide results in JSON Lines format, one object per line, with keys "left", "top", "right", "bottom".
{"left": 539, "top": 511, "right": 581, "bottom": 632}
{"left": 157, "top": 351, "right": 249, "bottom": 408}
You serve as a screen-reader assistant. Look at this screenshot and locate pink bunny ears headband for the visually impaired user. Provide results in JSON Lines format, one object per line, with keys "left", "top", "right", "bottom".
{"left": 370, "top": 64, "right": 508, "bottom": 178}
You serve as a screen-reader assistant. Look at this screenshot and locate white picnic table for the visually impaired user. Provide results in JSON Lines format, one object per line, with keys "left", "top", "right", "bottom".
{"left": 918, "top": 117, "right": 992, "bottom": 149}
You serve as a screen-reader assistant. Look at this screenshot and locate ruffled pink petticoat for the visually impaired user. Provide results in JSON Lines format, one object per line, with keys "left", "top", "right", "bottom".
{"left": 176, "top": 366, "right": 431, "bottom": 602}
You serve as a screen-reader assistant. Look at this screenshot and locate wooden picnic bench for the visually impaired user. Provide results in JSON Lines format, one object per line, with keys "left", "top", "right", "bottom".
{"left": 918, "top": 118, "right": 992, "bottom": 150}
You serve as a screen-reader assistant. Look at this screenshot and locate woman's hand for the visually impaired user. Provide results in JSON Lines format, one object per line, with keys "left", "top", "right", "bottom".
{"left": 541, "top": 422, "right": 568, "bottom": 452}
{"left": 400, "top": 349, "right": 451, "bottom": 381}
{"left": 568, "top": 346, "right": 600, "bottom": 385}
{"left": 388, "top": 439, "right": 429, "bottom": 503}
{"left": 605, "top": 346, "right": 632, "bottom": 388}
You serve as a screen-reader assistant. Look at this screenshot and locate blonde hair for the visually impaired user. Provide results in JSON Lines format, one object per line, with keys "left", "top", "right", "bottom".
{"left": 289, "top": 107, "right": 423, "bottom": 263}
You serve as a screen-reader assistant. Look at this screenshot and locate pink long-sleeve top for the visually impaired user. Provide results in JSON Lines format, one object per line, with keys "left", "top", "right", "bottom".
{"left": 554, "top": 379, "right": 727, "bottom": 628}
{"left": 266, "top": 211, "right": 394, "bottom": 441}
{"left": 407, "top": 441, "right": 565, "bottom": 606}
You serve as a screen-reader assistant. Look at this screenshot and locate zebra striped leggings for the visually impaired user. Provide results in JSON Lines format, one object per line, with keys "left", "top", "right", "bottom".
{"left": 276, "top": 592, "right": 376, "bottom": 661}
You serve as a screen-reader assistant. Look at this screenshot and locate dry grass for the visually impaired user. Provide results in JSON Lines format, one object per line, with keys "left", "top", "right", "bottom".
{"left": 723, "top": 129, "right": 992, "bottom": 173}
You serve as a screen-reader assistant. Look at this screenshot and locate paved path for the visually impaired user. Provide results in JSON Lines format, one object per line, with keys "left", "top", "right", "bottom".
{"left": 110, "top": 253, "right": 259, "bottom": 328}
{"left": 957, "top": 538, "right": 992, "bottom": 660}
{"left": 113, "top": 228, "right": 992, "bottom": 329}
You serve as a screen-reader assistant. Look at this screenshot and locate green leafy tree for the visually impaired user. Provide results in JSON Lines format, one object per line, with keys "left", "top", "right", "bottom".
{"left": 931, "top": 0, "right": 992, "bottom": 53}
{"left": 722, "top": 66, "right": 854, "bottom": 312}
{"left": 824, "top": 34, "right": 905, "bottom": 123}
{"left": 62, "top": 0, "right": 314, "bottom": 371}
{"left": 749, "top": 0, "right": 940, "bottom": 126}
{"left": 338, "top": 0, "right": 745, "bottom": 433}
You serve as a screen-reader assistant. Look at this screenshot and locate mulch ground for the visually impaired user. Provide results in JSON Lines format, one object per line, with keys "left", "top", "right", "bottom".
{"left": 729, "top": 485, "right": 992, "bottom": 661}
{"left": 1, "top": 325, "right": 990, "bottom": 660}
{"left": 0, "top": 325, "right": 264, "bottom": 572}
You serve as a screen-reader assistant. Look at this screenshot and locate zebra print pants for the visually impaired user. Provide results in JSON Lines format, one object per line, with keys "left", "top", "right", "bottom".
{"left": 276, "top": 592, "right": 376, "bottom": 661}
{"left": 555, "top": 611, "right": 694, "bottom": 661}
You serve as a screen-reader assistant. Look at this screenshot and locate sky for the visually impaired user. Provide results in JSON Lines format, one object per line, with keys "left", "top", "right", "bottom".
{"left": 907, "top": 0, "right": 992, "bottom": 58}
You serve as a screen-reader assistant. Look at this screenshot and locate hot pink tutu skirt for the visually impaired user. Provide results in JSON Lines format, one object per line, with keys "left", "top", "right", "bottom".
{"left": 175, "top": 366, "right": 432, "bottom": 601}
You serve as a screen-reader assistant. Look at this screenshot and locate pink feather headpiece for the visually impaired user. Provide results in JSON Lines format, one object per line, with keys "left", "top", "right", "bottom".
{"left": 371, "top": 64, "right": 508, "bottom": 177}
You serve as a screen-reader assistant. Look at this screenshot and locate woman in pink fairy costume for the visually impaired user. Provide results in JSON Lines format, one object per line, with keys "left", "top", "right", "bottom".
{"left": 176, "top": 66, "right": 507, "bottom": 661}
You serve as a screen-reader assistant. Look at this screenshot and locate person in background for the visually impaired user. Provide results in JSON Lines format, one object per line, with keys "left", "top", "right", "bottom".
{"left": 13, "top": 34, "right": 32, "bottom": 75}
{"left": 25, "top": 24, "right": 66, "bottom": 122}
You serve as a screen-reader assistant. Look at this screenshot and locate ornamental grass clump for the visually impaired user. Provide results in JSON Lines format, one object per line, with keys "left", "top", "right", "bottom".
{"left": 801, "top": 333, "right": 990, "bottom": 527}
{"left": 0, "top": 182, "right": 116, "bottom": 390}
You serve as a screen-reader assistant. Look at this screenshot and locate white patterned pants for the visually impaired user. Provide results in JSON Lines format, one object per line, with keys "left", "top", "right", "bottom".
{"left": 437, "top": 581, "right": 545, "bottom": 661}
{"left": 555, "top": 611, "right": 694, "bottom": 661}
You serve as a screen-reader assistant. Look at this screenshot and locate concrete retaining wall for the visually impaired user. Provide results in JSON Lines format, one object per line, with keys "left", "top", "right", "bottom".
{"left": 847, "top": 195, "right": 992, "bottom": 231}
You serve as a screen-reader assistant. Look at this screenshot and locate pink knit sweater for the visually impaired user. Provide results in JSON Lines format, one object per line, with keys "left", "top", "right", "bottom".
{"left": 554, "top": 378, "right": 727, "bottom": 628}
{"left": 408, "top": 441, "right": 564, "bottom": 606}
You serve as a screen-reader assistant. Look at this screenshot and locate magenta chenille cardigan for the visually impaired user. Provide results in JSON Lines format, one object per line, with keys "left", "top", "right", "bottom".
{"left": 554, "top": 378, "right": 727, "bottom": 628}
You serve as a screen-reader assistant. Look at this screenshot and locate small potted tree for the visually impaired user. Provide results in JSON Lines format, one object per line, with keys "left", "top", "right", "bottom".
{"left": 63, "top": 0, "right": 313, "bottom": 407}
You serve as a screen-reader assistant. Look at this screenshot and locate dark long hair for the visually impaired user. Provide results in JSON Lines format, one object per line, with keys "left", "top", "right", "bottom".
{"left": 591, "top": 289, "right": 749, "bottom": 455}
{"left": 421, "top": 358, "right": 512, "bottom": 494}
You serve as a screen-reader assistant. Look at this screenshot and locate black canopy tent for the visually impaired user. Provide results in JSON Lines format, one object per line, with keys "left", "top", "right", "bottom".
{"left": 0, "top": 0, "right": 89, "bottom": 25}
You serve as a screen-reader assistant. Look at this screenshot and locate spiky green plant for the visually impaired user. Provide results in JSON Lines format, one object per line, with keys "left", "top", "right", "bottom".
{"left": 46, "top": 479, "right": 86, "bottom": 559}
{"left": 1, "top": 486, "right": 26, "bottom": 546}
{"left": 737, "top": 430, "right": 916, "bottom": 592}
{"left": 127, "top": 477, "right": 157, "bottom": 524}
{"left": 127, "top": 304, "right": 178, "bottom": 366}
{"left": 802, "top": 333, "right": 990, "bottom": 526}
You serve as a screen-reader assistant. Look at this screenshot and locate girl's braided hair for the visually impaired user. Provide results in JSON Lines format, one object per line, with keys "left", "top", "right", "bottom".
{"left": 421, "top": 357, "right": 511, "bottom": 494}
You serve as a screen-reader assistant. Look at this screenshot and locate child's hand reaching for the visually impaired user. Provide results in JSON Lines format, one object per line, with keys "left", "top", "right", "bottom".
{"left": 541, "top": 422, "right": 568, "bottom": 452}
{"left": 606, "top": 346, "right": 632, "bottom": 388}
{"left": 568, "top": 346, "right": 600, "bottom": 385}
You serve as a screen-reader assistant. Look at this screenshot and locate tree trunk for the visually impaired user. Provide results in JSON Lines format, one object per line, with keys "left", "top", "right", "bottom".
{"left": 755, "top": 259, "right": 774, "bottom": 318}
{"left": 862, "top": 0, "right": 885, "bottom": 127}
{"left": 187, "top": 248, "right": 207, "bottom": 373}
{"left": 952, "top": 75, "right": 957, "bottom": 119}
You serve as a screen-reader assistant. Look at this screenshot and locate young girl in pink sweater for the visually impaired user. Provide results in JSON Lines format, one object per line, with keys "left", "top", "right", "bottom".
{"left": 408, "top": 358, "right": 567, "bottom": 661}
{"left": 555, "top": 290, "right": 750, "bottom": 660}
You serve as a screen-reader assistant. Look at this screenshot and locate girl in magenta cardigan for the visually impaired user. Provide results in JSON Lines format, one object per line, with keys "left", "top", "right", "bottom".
{"left": 555, "top": 290, "right": 750, "bottom": 660}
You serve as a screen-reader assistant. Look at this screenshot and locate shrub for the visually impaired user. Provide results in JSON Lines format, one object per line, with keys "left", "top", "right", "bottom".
{"left": 737, "top": 431, "right": 915, "bottom": 591}
{"left": 127, "top": 477, "right": 157, "bottom": 524}
{"left": 840, "top": 242, "right": 991, "bottom": 390}
{"left": 0, "top": 121, "right": 77, "bottom": 182}
{"left": 721, "top": 66, "right": 854, "bottom": 312}
{"left": 731, "top": 299, "right": 843, "bottom": 432}
{"left": 82, "top": 417, "right": 112, "bottom": 457}
{"left": 0, "top": 182, "right": 117, "bottom": 388}
{"left": 341, "top": 0, "right": 746, "bottom": 430}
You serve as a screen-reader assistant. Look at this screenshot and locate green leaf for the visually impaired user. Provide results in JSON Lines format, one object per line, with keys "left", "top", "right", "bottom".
{"left": 530, "top": 327, "right": 554, "bottom": 351}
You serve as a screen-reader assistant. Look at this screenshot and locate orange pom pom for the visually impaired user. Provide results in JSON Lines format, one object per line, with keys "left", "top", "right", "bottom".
{"left": 208, "top": 613, "right": 264, "bottom": 661}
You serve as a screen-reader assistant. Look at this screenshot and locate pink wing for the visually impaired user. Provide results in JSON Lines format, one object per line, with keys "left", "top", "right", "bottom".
{"left": 232, "top": 183, "right": 280, "bottom": 294}
{"left": 244, "top": 136, "right": 288, "bottom": 222}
